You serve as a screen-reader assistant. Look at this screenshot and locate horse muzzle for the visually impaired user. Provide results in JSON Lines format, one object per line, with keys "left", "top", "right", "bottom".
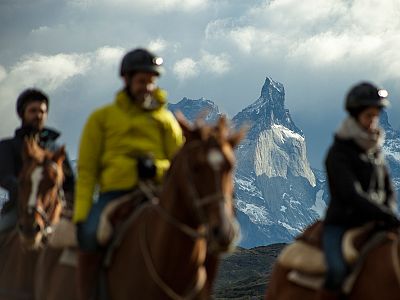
{"left": 208, "top": 218, "right": 241, "bottom": 254}
{"left": 18, "top": 221, "right": 43, "bottom": 249}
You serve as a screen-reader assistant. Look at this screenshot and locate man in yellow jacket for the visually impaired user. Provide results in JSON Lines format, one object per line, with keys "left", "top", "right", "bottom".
{"left": 74, "top": 48, "right": 183, "bottom": 300}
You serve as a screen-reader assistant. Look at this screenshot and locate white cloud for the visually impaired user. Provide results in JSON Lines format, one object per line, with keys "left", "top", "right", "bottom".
{"left": 200, "top": 52, "right": 230, "bottom": 75}
{"left": 205, "top": 0, "right": 400, "bottom": 76}
{"left": 0, "top": 65, "right": 6, "bottom": 82}
{"left": 261, "top": 0, "right": 348, "bottom": 29}
{"left": 172, "top": 52, "right": 230, "bottom": 81}
{"left": 229, "top": 26, "right": 257, "bottom": 53}
{"left": 148, "top": 38, "right": 168, "bottom": 53}
{"left": 173, "top": 58, "right": 198, "bottom": 80}
{"left": 68, "top": 0, "right": 209, "bottom": 13}
{"left": 95, "top": 46, "right": 125, "bottom": 66}
{"left": 31, "top": 26, "right": 50, "bottom": 34}
{"left": 11, "top": 53, "right": 90, "bottom": 91}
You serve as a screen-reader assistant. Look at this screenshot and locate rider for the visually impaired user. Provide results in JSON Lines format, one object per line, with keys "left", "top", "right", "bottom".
{"left": 0, "top": 88, "right": 75, "bottom": 231}
{"left": 321, "top": 82, "right": 400, "bottom": 300}
{"left": 73, "top": 47, "right": 184, "bottom": 300}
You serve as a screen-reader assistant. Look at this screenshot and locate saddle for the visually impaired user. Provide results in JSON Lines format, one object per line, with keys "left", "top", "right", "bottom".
{"left": 278, "top": 221, "right": 388, "bottom": 293}
{"left": 97, "top": 183, "right": 158, "bottom": 247}
{"left": 94, "top": 184, "right": 157, "bottom": 300}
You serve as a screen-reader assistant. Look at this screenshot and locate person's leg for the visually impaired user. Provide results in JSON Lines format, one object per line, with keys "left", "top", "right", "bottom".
{"left": 76, "top": 190, "right": 131, "bottom": 300}
{"left": 317, "top": 225, "right": 348, "bottom": 300}
{"left": 323, "top": 225, "right": 348, "bottom": 290}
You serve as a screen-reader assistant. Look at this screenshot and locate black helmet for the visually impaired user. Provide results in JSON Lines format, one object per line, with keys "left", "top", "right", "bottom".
{"left": 16, "top": 88, "right": 49, "bottom": 118}
{"left": 120, "top": 48, "right": 164, "bottom": 76}
{"left": 345, "top": 82, "right": 389, "bottom": 114}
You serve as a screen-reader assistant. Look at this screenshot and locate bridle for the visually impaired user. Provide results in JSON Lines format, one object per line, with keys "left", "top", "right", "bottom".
{"left": 18, "top": 159, "right": 64, "bottom": 242}
{"left": 142, "top": 140, "right": 233, "bottom": 240}
{"left": 138, "top": 140, "right": 238, "bottom": 300}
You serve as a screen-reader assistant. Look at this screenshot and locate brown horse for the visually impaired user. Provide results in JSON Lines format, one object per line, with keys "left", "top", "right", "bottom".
{"left": 265, "top": 222, "right": 400, "bottom": 300}
{"left": 0, "top": 138, "right": 66, "bottom": 300}
{"left": 104, "top": 114, "right": 245, "bottom": 299}
{"left": 34, "top": 245, "right": 78, "bottom": 300}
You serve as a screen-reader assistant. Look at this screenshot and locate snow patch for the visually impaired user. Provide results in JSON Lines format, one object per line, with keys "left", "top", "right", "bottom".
{"left": 236, "top": 199, "right": 270, "bottom": 225}
{"left": 311, "top": 189, "right": 327, "bottom": 218}
{"left": 271, "top": 124, "right": 304, "bottom": 142}
{"left": 278, "top": 221, "right": 301, "bottom": 234}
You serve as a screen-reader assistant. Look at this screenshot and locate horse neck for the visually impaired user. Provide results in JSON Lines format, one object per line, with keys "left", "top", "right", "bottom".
{"left": 160, "top": 151, "right": 203, "bottom": 230}
{"left": 150, "top": 160, "right": 208, "bottom": 276}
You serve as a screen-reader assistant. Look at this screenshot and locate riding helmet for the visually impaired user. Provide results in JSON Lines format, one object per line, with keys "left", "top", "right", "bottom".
{"left": 120, "top": 48, "right": 164, "bottom": 76}
{"left": 345, "top": 82, "right": 389, "bottom": 116}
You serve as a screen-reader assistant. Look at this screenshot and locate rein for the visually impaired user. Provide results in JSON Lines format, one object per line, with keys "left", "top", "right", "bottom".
{"left": 139, "top": 212, "right": 207, "bottom": 300}
{"left": 138, "top": 181, "right": 208, "bottom": 240}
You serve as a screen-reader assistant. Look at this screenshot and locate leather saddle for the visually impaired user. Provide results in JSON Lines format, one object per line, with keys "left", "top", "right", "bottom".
{"left": 277, "top": 221, "right": 388, "bottom": 293}
{"left": 97, "top": 184, "right": 158, "bottom": 247}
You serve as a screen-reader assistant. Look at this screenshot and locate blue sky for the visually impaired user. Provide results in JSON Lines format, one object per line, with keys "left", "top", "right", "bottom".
{"left": 0, "top": 0, "right": 399, "bottom": 169}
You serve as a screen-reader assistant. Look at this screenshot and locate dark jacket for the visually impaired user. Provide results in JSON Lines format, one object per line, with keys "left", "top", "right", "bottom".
{"left": 0, "top": 126, "right": 75, "bottom": 213}
{"left": 324, "top": 136, "right": 397, "bottom": 228}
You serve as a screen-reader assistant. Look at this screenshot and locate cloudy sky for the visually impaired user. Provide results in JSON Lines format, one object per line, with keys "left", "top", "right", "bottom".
{"left": 0, "top": 0, "right": 399, "bottom": 169}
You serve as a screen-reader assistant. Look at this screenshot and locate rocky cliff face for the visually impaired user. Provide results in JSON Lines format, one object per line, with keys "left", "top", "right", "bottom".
{"left": 231, "top": 77, "right": 321, "bottom": 247}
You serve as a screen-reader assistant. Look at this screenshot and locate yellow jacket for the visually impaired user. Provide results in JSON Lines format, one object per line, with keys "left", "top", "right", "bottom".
{"left": 73, "top": 89, "right": 183, "bottom": 223}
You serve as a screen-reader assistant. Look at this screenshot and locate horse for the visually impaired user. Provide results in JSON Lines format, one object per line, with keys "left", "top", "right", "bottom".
{"left": 100, "top": 114, "right": 246, "bottom": 299}
{"left": 265, "top": 221, "right": 400, "bottom": 300}
{"left": 0, "top": 137, "right": 67, "bottom": 300}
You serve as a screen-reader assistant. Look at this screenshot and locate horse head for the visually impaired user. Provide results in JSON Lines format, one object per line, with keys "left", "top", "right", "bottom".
{"left": 171, "top": 112, "right": 246, "bottom": 253}
{"left": 17, "top": 137, "right": 65, "bottom": 248}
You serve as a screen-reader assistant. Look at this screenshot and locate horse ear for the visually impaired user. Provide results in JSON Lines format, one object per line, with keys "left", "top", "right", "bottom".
{"left": 175, "top": 111, "right": 193, "bottom": 140}
{"left": 217, "top": 115, "right": 229, "bottom": 139}
{"left": 53, "top": 146, "right": 66, "bottom": 165}
{"left": 194, "top": 109, "right": 209, "bottom": 128}
{"left": 228, "top": 126, "right": 247, "bottom": 148}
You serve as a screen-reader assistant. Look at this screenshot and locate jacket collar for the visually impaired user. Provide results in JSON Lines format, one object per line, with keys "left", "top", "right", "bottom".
{"left": 335, "top": 116, "right": 384, "bottom": 153}
{"left": 15, "top": 126, "right": 60, "bottom": 142}
{"left": 115, "top": 89, "right": 165, "bottom": 112}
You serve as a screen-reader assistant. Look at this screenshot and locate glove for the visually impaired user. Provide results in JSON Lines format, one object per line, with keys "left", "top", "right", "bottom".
{"left": 137, "top": 156, "right": 157, "bottom": 180}
{"left": 388, "top": 215, "right": 400, "bottom": 228}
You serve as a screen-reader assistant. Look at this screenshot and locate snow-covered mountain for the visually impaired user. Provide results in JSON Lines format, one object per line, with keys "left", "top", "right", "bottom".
{"left": 380, "top": 111, "right": 400, "bottom": 204}
{"left": 168, "top": 97, "right": 220, "bottom": 123}
{"left": 169, "top": 77, "right": 400, "bottom": 248}
{"left": 231, "top": 77, "right": 325, "bottom": 247}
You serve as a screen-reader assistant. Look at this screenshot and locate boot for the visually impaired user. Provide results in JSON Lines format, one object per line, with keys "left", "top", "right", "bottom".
{"left": 315, "top": 289, "right": 342, "bottom": 300}
{"left": 77, "top": 251, "right": 103, "bottom": 300}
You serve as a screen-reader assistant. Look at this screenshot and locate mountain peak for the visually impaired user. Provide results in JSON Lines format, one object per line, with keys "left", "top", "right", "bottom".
{"left": 261, "top": 76, "right": 285, "bottom": 99}
{"left": 168, "top": 97, "right": 220, "bottom": 123}
{"left": 233, "top": 76, "right": 301, "bottom": 138}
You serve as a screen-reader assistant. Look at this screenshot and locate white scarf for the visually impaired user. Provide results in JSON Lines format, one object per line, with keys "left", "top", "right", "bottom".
{"left": 336, "top": 117, "right": 384, "bottom": 152}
